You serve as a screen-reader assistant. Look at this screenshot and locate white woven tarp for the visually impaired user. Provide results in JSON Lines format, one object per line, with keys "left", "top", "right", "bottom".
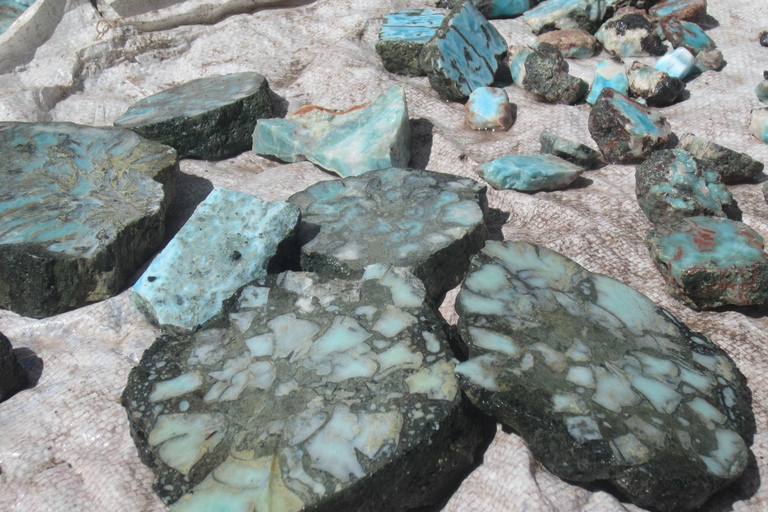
{"left": 1, "top": 0, "right": 767, "bottom": 510}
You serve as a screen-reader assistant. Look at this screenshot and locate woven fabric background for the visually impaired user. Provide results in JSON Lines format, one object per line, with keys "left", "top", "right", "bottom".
{"left": 1, "top": 0, "right": 767, "bottom": 510}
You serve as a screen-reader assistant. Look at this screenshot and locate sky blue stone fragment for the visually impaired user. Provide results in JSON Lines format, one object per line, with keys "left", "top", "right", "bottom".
{"left": 655, "top": 47, "right": 695, "bottom": 80}
{"left": 476, "top": 154, "right": 583, "bottom": 191}
{"left": 0, "top": 0, "right": 34, "bottom": 35}
{"left": 252, "top": 85, "right": 410, "bottom": 178}
{"left": 485, "top": 0, "right": 533, "bottom": 18}
{"left": 523, "top": 0, "right": 607, "bottom": 35}
{"left": 750, "top": 108, "right": 768, "bottom": 143}
{"left": 661, "top": 18, "right": 715, "bottom": 55}
{"left": 376, "top": 9, "right": 445, "bottom": 76}
{"left": 465, "top": 87, "right": 515, "bottom": 131}
{"left": 587, "top": 60, "right": 628, "bottom": 105}
{"left": 132, "top": 187, "right": 301, "bottom": 333}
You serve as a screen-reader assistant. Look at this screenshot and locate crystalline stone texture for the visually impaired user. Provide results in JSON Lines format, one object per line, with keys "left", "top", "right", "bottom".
{"left": 0, "top": 122, "right": 178, "bottom": 318}
{"left": 375, "top": 9, "right": 444, "bottom": 76}
{"left": 114, "top": 72, "right": 274, "bottom": 160}
{"left": 627, "top": 61, "right": 685, "bottom": 106}
{"left": 122, "top": 266, "right": 489, "bottom": 512}
{"left": 523, "top": 0, "right": 608, "bottom": 35}
{"left": 586, "top": 59, "right": 628, "bottom": 105}
{"left": 287, "top": 168, "right": 487, "bottom": 300}
{"left": 595, "top": 12, "right": 667, "bottom": 57}
{"left": 677, "top": 132, "right": 764, "bottom": 183}
{"left": 475, "top": 153, "right": 584, "bottom": 191}
{"left": 454, "top": 240, "right": 750, "bottom": 512}
{"left": 539, "top": 131, "right": 601, "bottom": 169}
{"left": 0, "top": 331, "right": 27, "bottom": 402}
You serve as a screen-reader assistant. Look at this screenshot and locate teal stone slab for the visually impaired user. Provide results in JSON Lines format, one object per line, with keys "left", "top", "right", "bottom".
{"left": 475, "top": 153, "right": 583, "bottom": 191}
{"left": 539, "top": 131, "right": 601, "bottom": 169}
{"left": 252, "top": 85, "right": 410, "bottom": 178}
{"left": 465, "top": 87, "right": 516, "bottom": 131}
{"left": 661, "top": 18, "right": 716, "bottom": 55}
{"left": 485, "top": 0, "right": 535, "bottom": 18}
{"left": 750, "top": 108, "right": 768, "bottom": 143}
{"left": 523, "top": 0, "right": 608, "bottom": 35}
{"left": 586, "top": 60, "right": 628, "bottom": 105}
{"left": 419, "top": 0, "right": 508, "bottom": 101}
{"left": 655, "top": 47, "right": 695, "bottom": 80}
{"left": 132, "top": 187, "right": 301, "bottom": 334}
{"left": 595, "top": 12, "right": 667, "bottom": 57}
{"left": 0, "top": 0, "right": 34, "bottom": 34}
{"left": 454, "top": 240, "right": 751, "bottom": 512}
{"left": 114, "top": 72, "right": 274, "bottom": 160}
{"left": 649, "top": 0, "right": 707, "bottom": 22}
{"left": 647, "top": 216, "right": 768, "bottom": 309}
{"left": 627, "top": 61, "right": 685, "bottom": 107}
{"left": 0, "top": 122, "right": 178, "bottom": 318}
{"left": 677, "top": 133, "right": 764, "bottom": 183}
{"left": 375, "top": 9, "right": 445, "bottom": 76}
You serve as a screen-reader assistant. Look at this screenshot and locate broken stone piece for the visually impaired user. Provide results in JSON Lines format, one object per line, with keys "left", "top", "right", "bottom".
{"left": 0, "top": 0, "right": 34, "bottom": 35}
{"left": 454, "top": 239, "right": 750, "bottom": 512}
{"left": 693, "top": 48, "right": 726, "bottom": 72}
{"left": 757, "top": 80, "right": 768, "bottom": 104}
{"left": 475, "top": 153, "right": 584, "bottom": 191}
{"left": 465, "top": 87, "right": 517, "bottom": 131}
{"left": 287, "top": 168, "right": 488, "bottom": 300}
{"left": 0, "top": 122, "right": 178, "bottom": 318}
{"left": 761, "top": 29, "right": 768, "bottom": 47}
{"left": 536, "top": 28, "right": 598, "bottom": 58}
{"left": 531, "top": 41, "right": 569, "bottom": 71}
{"left": 588, "top": 88, "right": 673, "bottom": 163}
{"left": 655, "top": 47, "right": 695, "bottom": 80}
{"left": 133, "top": 188, "right": 301, "bottom": 334}
{"left": 123, "top": 266, "right": 490, "bottom": 511}
{"left": 523, "top": 0, "right": 608, "bottom": 35}
{"left": 596, "top": 11, "right": 667, "bottom": 57}
{"left": 539, "top": 131, "right": 601, "bottom": 169}
{"left": 485, "top": 0, "right": 537, "bottom": 18}
{"left": 586, "top": 59, "right": 629, "bottom": 105}
{"left": 510, "top": 45, "right": 589, "bottom": 104}
{"left": 252, "top": 85, "right": 411, "bottom": 178}
{"left": 750, "top": 108, "right": 768, "bottom": 143}
{"left": 627, "top": 61, "right": 686, "bottom": 106}
{"left": 677, "top": 133, "right": 764, "bottom": 183}
{"left": 114, "top": 72, "right": 274, "bottom": 160}
{"left": 375, "top": 9, "right": 444, "bottom": 76}
{"left": 661, "top": 18, "right": 716, "bottom": 55}
{"left": 647, "top": 216, "right": 768, "bottom": 309}
{"left": 649, "top": 0, "right": 707, "bottom": 22}
{"left": 0, "top": 331, "right": 27, "bottom": 402}
{"left": 635, "top": 149, "right": 734, "bottom": 224}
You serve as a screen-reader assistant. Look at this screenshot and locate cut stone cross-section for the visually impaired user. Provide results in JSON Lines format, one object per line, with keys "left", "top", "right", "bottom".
{"left": 376, "top": 9, "right": 445, "bottom": 76}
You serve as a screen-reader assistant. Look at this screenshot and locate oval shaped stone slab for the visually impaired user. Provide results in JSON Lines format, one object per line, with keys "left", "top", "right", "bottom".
{"left": 114, "top": 72, "right": 274, "bottom": 160}
{"left": 288, "top": 168, "right": 488, "bottom": 300}
{"left": 454, "top": 240, "right": 750, "bottom": 511}
{"left": 0, "top": 122, "right": 178, "bottom": 318}
{"left": 122, "top": 265, "right": 489, "bottom": 512}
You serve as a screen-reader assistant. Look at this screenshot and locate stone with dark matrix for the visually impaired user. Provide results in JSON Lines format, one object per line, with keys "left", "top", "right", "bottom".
{"left": 0, "top": 331, "right": 27, "bottom": 402}
{"left": 677, "top": 133, "right": 764, "bottom": 183}
{"left": 509, "top": 45, "right": 589, "bottom": 104}
{"left": 647, "top": 216, "right": 768, "bottom": 308}
{"left": 454, "top": 240, "right": 751, "bottom": 512}
{"left": 595, "top": 12, "right": 668, "bottom": 57}
{"left": 523, "top": 0, "right": 608, "bottom": 35}
{"left": 475, "top": 153, "right": 584, "bottom": 191}
{"left": 761, "top": 29, "right": 768, "bottom": 47}
{"left": 635, "top": 149, "right": 734, "bottom": 224}
{"left": 536, "top": 28, "right": 598, "bottom": 58}
{"left": 539, "top": 131, "right": 601, "bottom": 169}
{"left": 627, "top": 61, "right": 685, "bottom": 106}
{"left": 287, "top": 168, "right": 487, "bottom": 301}
{"left": 649, "top": 0, "right": 706, "bottom": 22}
{"left": 375, "top": 9, "right": 444, "bottom": 76}
{"left": 122, "top": 266, "right": 490, "bottom": 512}
{"left": 693, "top": 48, "right": 726, "bottom": 73}
{"left": 114, "top": 73, "right": 274, "bottom": 160}
{"left": 661, "top": 18, "right": 716, "bottom": 55}
{"left": 0, "top": 122, "right": 178, "bottom": 318}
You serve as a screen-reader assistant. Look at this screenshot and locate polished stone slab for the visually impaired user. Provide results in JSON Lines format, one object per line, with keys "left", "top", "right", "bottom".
{"left": 376, "top": 9, "right": 444, "bottom": 76}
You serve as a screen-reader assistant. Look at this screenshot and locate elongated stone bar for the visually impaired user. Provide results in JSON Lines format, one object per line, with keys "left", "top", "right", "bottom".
{"left": 253, "top": 85, "right": 410, "bottom": 178}
{"left": 0, "top": 122, "right": 178, "bottom": 318}
{"left": 454, "top": 240, "right": 750, "bottom": 512}
{"left": 539, "top": 131, "right": 601, "bottom": 169}
{"left": 677, "top": 133, "right": 764, "bottom": 183}
{"left": 123, "top": 266, "right": 491, "bottom": 512}
{"left": 376, "top": 9, "right": 444, "bottom": 76}
{"left": 523, "top": 0, "right": 608, "bottom": 35}
{"left": 476, "top": 153, "right": 583, "bottom": 191}
{"left": 655, "top": 47, "right": 695, "bottom": 80}
{"left": 114, "top": 72, "right": 274, "bottom": 160}
{"left": 133, "top": 188, "right": 301, "bottom": 334}
{"left": 288, "top": 168, "right": 487, "bottom": 300}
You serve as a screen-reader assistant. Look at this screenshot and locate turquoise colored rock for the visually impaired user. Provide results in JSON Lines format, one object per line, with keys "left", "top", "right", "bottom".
{"left": 420, "top": 0, "right": 508, "bottom": 101}
{"left": 132, "top": 187, "right": 301, "bottom": 334}
{"left": 510, "top": 45, "right": 589, "bottom": 104}
{"left": 757, "top": 80, "right": 768, "bottom": 104}
{"left": 539, "top": 131, "right": 601, "bottom": 169}
{"left": 649, "top": 0, "right": 707, "bottom": 22}
{"left": 465, "top": 87, "right": 516, "bottom": 131}
{"left": 655, "top": 47, "right": 695, "bottom": 80}
{"left": 485, "top": 0, "right": 535, "bottom": 18}
{"left": 627, "top": 61, "right": 685, "bottom": 106}
{"left": 661, "top": 18, "right": 716, "bottom": 55}
{"left": 252, "top": 85, "right": 411, "bottom": 178}
{"left": 476, "top": 154, "right": 583, "bottom": 191}
{"left": 375, "top": 9, "right": 444, "bottom": 76}
{"left": 750, "top": 108, "right": 768, "bottom": 143}
{"left": 114, "top": 73, "right": 274, "bottom": 160}
{"left": 647, "top": 216, "right": 768, "bottom": 308}
{"left": 523, "top": 0, "right": 608, "bottom": 35}
{"left": 0, "top": 0, "right": 34, "bottom": 35}
{"left": 536, "top": 28, "right": 598, "bottom": 58}
{"left": 595, "top": 12, "right": 667, "bottom": 57}
{"left": 0, "top": 122, "right": 178, "bottom": 318}
{"left": 587, "top": 60, "right": 629, "bottom": 105}
{"left": 677, "top": 133, "right": 764, "bottom": 183}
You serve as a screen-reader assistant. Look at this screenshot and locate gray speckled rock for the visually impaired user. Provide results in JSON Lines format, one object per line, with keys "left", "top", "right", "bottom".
{"left": 454, "top": 240, "right": 751, "bottom": 512}
{"left": 0, "top": 122, "right": 178, "bottom": 319}
{"left": 122, "top": 266, "right": 491, "bottom": 512}
{"left": 509, "top": 45, "right": 589, "bottom": 104}
{"left": 114, "top": 72, "right": 274, "bottom": 160}
{"left": 539, "top": 131, "right": 601, "bottom": 169}
{"left": 0, "top": 331, "right": 27, "bottom": 402}
{"left": 627, "top": 61, "right": 685, "bottom": 107}
{"left": 693, "top": 48, "right": 726, "bottom": 72}
{"left": 677, "top": 133, "right": 765, "bottom": 183}
{"left": 596, "top": 12, "right": 668, "bottom": 57}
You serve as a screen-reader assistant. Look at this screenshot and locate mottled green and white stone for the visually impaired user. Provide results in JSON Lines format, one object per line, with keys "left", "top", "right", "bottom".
{"left": 114, "top": 73, "right": 274, "bottom": 160}
{"left": 0, "top": 122, "right": 178, "bottom": 318}
{"left": 288, "top": 168, "right": 488, "bottom": 300}
{"left": 677, "top": 133, "right": 764, "bottom": 183}
{"left": 133, "top": 188, "right": 301, "bottom": 334}
{"left": 122, "top": 266, "right": 489, "bottom": 512}
{"left": 455, "top": 240, "right": 750, "bottom": 512}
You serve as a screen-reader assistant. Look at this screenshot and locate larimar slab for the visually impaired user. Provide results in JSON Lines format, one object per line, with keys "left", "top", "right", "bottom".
{"left": 661, "top": 18, "right": 716, "bottom": 55}
{"left": 647, "top": 217, "right": 768, "bottom": 308}
{"left": 455, "top": 240, "right": 750, "bottom": 512}
{"left": 655, "top": 47, "right": 695, "bottom": 79}
{"left": 586, "top": 60, "right": 628, "bottom": 105}
{"left": 375, "top": 9, "right": 444, "bottom": 76}
{"left": 536, "top": 28, "right": 598, "bottom": 58}
{"left": 253, "top": 85, "right": 410, "bottom": 178}
{"left": 123, "top": 266, "right": 490, "bottom": 511}
{"left": 0, "top": 122, "right": 178, "bottom": 318}
{"left": 677, "top": 133, "right": 764, "bottom": 183}
{"left": 476, "top": 154, "right": 583, "bottom": 191}
{"left": 539, "top": 131, "right": 601, "bottom": 169}
{"left": 523, "top": 0, "right": 607, "bottom": 35}
{"left": 750, "top": 108, "right": 768, "bottom": 143}
{"left": 420, "top": 0, "right": 508, "bottom": 101}
{"left": 114, "top": 73, "right": 274, "bottom": 160}
{"left": 485, "top": 0, "right": 534, "bottom": 18}
{"left": 649, "top": 0, "right": 707, "bottom": 22}
{"left": 627, "top": 61, "right": 685, "bottom": 107}
{"left": 465, "top": 87, "right": 516, "bottom": 131}
{"left": 133, "top": 187, "right": 301, "bottom": 333}
{"left": 595, "top": 12, "right": 667, "bottom": 57}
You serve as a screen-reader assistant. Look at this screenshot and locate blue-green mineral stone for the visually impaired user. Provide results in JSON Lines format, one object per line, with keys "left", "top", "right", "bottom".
{"left": 252, "top": 85, "right": 411, "bottom": 178}
{"left": 661, "top": 18, "right": 716, "bottom": 55}
{"left": 750, "top": 108, "right": 768, "bottom": 143}
{"left": 649, "top": 0, "right": 707, "bottom": 23}
{"left": 485, "top": 0, "right": 535, "bottom": 18}
{"left": 523, "top": 0, "right": 607, "bottom": 35}
{"left": 476, "top": 153, "right": 583, "bottom": 191}
{"left": 420, "top": 0, "right": 508, "bottom": 101}
{"left": 586, "top": 60, "right": 629, "bottom": 105}
{"left": 465, "top": 87, "right": 516, "bottom": 131}
{"left": 756, "top": 80, "right": 768, "bottom": 104}
{"left": 376, "top": 9, "right": 445, "bottom": 76}
{"left": 0, "top": 122, "right": 178, "bottom": 318}
{"left": 647, "top": 216, "right": 768, "bottom": 309}
{"left": 114, "top": 72, "right": 274, "bottom": 160}
{"left": 655, "top": 47, "right": 695, "bottom": 80}
{"left": 132, "top": 187, "right": 301, "bottom": 334}
{"left": 539, "top": 131, "right": 601, "bottom": 169}
{"left": 0, "top": 0, "right": 34, "bottom": 35}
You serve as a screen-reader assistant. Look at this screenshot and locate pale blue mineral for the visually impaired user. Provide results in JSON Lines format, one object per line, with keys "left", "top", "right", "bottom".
{"left": 485, "top": 0, "right": 536, "bottom": 18}
{"left": 627, "top": 61, "right": 685, "bottom": 107}
{"left": 595, "top": 12, "right": 667, "bottom": 57}
{"left": 661, "top": 18, "right": 716, "bottom": 55}
{"left": 586, "top": 60, "right": 629, "bottom": 105}
{"left": 476, "top": 154, "right": 583, "bottom": 191}
{"left": 0, "top": 0, "right": 34, "bottom": 35}
{"left": 132, "top": 187, "right": 301, "bottom": 333}
{"left": 376, "top": 9, "right": 445, "bottom": 76}
{"left": 655, "top": 47, "right": 695, "bottom": 79}
{"left": 420, "top": 0, "right": 508, "bottom": 101}
{"left": 539, "top": 131, "right": 601, "bottom": 169}
{"left": 523, "top": 0, "right": 608, "bottom": 35}
{"left": 253, "top": 85, "right": 410, "bottom": 178}
{"left": 757, "top": 80, "right": 768, "bottom": 104}
{"left": 750, "top": 108, "right": 768, "bottom": 143}
{"left": 465, "top": 87, "right": 516, "bottom": 131}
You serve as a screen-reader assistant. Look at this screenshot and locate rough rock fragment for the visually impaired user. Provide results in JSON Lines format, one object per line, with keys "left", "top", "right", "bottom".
{"left": 531, "top": 41, "right": 569, "bottom": 71}
{"left": 123, "top": 266, "right": 490, "bottom": 511}
{"left": 536, "top": 28, "right": 598, "bottom": 58}
{"left": 114, "top": 73, "right": 274, "bottom": 160}
{"left": 588, "top": 88, "right": 673, "bottom": 163}
{"left": 649, "top": 0, "right": 706, "bottom": 22}
{"left": 677, "top": 133, "right": 764, "bottom": 183}
{"left": 288, "top": 168, "right": 488, "bottom": 300}
{"left": 750, "top": 108, "right": 768, "bottom": 143}
{"left": 627, "top": 61, "right": 685, "bottom": 106}
{"left": 635, "top": 149, "right": 734, "bottom": 224}
{"left": 0, "top": 0, "right": 34, "bottom": 35}
{"left": 661, "top": 18, "right": 716, "bottom": 55}
{"left": 586, "top": 59, "right": 629, "bottom": 105}
{"left": 0, "top": 122, "right": 178, "bottom": 318}
{"left": 465, "top": 87, "right": 516, "bottom": 131}
{"left": 454, "top": 240, "right": 751, "bottom": 512}
{"left": 693, "top": 48, "right": 726, "bottom": 72}
{"left": 655, "top": 47, "right": 695, "bottom": 79}
{"left": 761, "top": 29, "right": 768, "bottom": 47}
{"left": 757, "top": 80, "right": 768, "bottom": 104}
{"left": 375, "top": 9, "right": 444, "bottom": 76}
{"left": 539, "top": 131, "right": 601, "bottom": 169}
{"left": 647, "top": 216, "right": 768, "bottom": 308}
{"left": 0, "top": 331, "right": 27, "bottom": 402}
{"left": 523, "top": 0, "right": 608, "bottom": 35}
{"left": 133, "top": 188, "right": 301, "bottom": 334}
{"left": 475, "top": 153, "right": 584, "bottom": 191}
{"left": 595, "top": 12, "right": 667, "bottom": 57}
{"left": 252, "top": 85, "right": 410, "bottom": 178}
{"left": 510, "top": 45, "right": 589, "bottom": 104}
